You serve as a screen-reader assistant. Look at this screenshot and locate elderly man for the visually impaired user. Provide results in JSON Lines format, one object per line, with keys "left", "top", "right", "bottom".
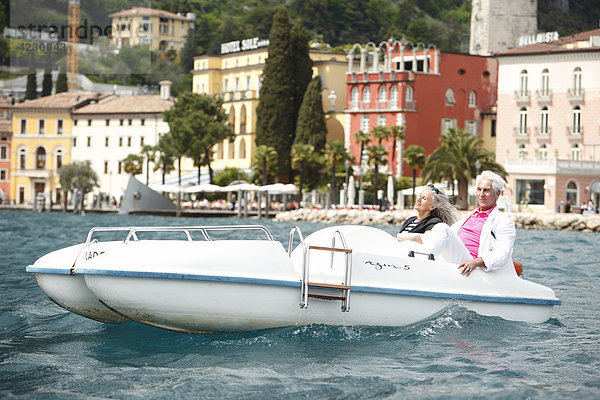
{"left": 398, "top": 170, "right": 516, "bottom": 277}
{"left": 453, "top": 170, "right": 516, "bottom": 276}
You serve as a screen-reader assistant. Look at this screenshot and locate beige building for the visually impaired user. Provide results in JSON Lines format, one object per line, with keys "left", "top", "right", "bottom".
{"left": 192, "top": 45, "right": 347, "bottom": 172}
{"left": 109, "top": 7, "right": 195, "bottom": 53}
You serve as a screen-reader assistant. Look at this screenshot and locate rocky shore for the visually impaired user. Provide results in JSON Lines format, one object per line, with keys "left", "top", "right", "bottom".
{"left": 274, "top": 208, "right": 600, "bottom": 233}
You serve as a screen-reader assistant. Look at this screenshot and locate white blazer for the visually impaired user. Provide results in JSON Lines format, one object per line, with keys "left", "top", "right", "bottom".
{"left": 451, "top": 206, "right": 516, "bottom": 271}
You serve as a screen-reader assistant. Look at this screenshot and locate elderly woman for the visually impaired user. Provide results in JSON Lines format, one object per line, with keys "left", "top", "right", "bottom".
{"left": 397, "top": 184, "right": 457, "bottom": 239}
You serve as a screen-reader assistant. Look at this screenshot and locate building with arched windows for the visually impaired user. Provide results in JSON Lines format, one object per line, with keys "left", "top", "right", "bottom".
{"left": 192, "top": 44, "right": 348, "bottom": 173}
{"left": 345, "top": 37, "right": 498, "bottom": 177}
{"left": 10, "top": 92, "right": 107, "bottom": 207}
{"left": 496, "top": 29, "right": 600, "bottom": 212}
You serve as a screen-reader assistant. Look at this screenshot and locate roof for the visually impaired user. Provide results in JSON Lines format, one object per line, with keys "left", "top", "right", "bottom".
{"left": 73, "top": 95, "right": 173, "bottom": 115}
{"left": 109, "top": 7, "right": 191, "bottom": 21}
{"left": 497, "top": 28, "right": 600, "bottom": 56}
{"left": 12, "top": 92, "right": 108, "bottom": 110}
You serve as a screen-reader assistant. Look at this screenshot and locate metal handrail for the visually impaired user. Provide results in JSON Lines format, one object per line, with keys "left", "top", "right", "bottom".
{"left": 84, "top": 225, "right": 274, "bottom": 244}
{"left": 287, "top": 226, "right": 306, "bottom": 257}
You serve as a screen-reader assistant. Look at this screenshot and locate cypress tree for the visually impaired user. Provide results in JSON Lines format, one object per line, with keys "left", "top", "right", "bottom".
{"left": 41, "top": 55, "right": 53, "bottom": 97}
{"left": 290, "top": 19, "right": 313, "bottom": 133}
{"left": 25, "top": 55, "right": 37, "bottom": 100}
{"left": 55, "top": 65, "right": 68, "bottom": 94}
{"left": 255, "top": 8, "right": 295, "bottom": 182}
{"left": 294, "top": 76, "right": 327, "bottom": 152}
{"left": 180, "top": 26, "right": 198, "bottom": 72}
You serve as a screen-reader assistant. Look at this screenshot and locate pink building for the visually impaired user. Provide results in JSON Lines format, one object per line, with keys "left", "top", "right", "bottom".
{"left": 345, "top": 38, "right": 497, "bottom": 178}
{"left": 496, "top": 29, "right": 600, "bottom": 213}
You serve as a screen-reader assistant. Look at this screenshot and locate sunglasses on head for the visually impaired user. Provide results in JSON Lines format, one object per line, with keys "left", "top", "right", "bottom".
{"left": 427, "top": 184, "right": 440, "bottom": 194}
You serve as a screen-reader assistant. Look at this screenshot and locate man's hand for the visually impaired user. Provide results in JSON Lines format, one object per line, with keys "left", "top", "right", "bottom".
{"left": 458, "top": 257, "right": 486, "bottom": 276}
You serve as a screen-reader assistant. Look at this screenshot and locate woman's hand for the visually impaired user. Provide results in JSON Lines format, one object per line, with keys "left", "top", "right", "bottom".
{"left": 396, "top": 234, "right": 423, "bottom": 244}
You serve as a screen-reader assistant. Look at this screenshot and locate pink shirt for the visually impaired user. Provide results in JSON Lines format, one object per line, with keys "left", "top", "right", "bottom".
{"left": 457, "top": 206, "right": 496, "bottom": 258}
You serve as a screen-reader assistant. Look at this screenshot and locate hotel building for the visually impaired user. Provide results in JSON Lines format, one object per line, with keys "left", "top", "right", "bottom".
{"left": 192, "top": 42, "right": 348, "bottom": 173}
{"left": 496, "top": 29, "right": 600, "bottom": 212}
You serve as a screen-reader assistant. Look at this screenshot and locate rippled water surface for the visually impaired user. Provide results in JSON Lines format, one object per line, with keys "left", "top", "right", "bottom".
{"left": 1, "top": 210, "right": 599, "bottom": 399}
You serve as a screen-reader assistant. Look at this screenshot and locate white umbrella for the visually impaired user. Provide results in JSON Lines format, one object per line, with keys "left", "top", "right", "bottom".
{"left": 348, "top": 175, "right": 356, "bottom": 207}
{"left": 259, "top": 183, "right": 298, "bottom": 194}
{"left": 184, "top": 184, "right": 223, "bottom": 193}
{"left": 149, "top": 183, "right": 183, "bottom": 193}
{"left": 387, "top": 176, "right": 394, "bottom": 205}
{"left": 223, "top": 183, "right": 260, "bottom": 192}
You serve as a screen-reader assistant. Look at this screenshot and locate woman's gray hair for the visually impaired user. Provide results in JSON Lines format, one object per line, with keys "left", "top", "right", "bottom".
{"left": 428, "top": 187, "right": 459, "bottom": 226}
{"left": 477, "top": 170, "right": 506, "bottom": 193}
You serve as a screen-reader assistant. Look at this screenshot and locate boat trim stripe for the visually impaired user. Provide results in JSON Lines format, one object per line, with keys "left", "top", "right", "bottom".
{"left": 70, "top": 267, "right": 561, "bottom": 306}
{"left": 26, "top": 266, "right": 72, "bottom": 275}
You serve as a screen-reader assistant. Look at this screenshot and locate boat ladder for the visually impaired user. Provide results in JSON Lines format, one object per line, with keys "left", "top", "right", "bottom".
{"left": 288, "top": 227, "right": 353, "bottom": 312}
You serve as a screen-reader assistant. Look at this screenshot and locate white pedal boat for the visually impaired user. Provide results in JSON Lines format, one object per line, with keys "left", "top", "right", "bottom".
{"left": 26, "top": 224, "right": 561, "bottom": 333}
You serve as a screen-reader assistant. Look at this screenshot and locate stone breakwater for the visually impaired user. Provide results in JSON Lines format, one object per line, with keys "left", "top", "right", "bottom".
{"left": 274, "top": 209, "right": 600, "bottom": 232}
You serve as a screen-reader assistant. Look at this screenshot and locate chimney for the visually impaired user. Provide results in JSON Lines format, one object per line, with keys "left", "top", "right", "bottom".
{"left": 159, "top": 80, "right": 172, "bottom": 100}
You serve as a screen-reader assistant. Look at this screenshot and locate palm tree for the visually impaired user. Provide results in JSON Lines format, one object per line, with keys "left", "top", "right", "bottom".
{"left": 252, "top": 145, "right": 278, "bottom": 185}
{"left": 421, "top": 128, "right": 506, "bottom": 210}
{"left": 388, "top": 125, "right": 405, "bottom": 177}
{"left": 141, "top": 145, "right": 157, "bottom": 185}
{"left": 366, "top": 143, "right": 388, "bottom": 204}
{"left": 291, "top": 143, "right": 315, "bottom": 200}
{"left": 404, "top": 145, "right": 426, "bottom": 206}
{"left": 325, "top": 141, "right": 353, "bottom": 205}
{"left": 353, "top": 130, "right": 371, "bottom": 191}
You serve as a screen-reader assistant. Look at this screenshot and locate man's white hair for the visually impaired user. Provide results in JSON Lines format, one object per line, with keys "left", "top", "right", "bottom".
{"left": 476, "top": 170, "right": 505, "bottom": 193}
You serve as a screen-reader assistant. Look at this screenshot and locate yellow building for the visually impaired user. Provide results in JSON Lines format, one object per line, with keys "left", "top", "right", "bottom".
{"left": 192, "top": 44, "right": 348, "bottom": 172}
{"left": 10, "top": 92, "right": 107, "bottom": 206}
{"left": 480, "top": 105, "right": 497, "bottom": 154}
{"left": 109, "top": 7, "right": 195, "bottom": 53}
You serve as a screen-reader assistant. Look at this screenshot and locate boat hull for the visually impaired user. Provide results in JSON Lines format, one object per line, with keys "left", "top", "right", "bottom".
{"left": 84, "top": 274, "right": 451, "bottom": 332}
{"left": 26, "top": 244, "right": 127, "bottom": 324}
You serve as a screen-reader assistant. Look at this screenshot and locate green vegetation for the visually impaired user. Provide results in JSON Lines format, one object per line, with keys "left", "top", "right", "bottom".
{"left": 163, "top": 92, "right": 234, "bottom": 184}
{"left": 255, "top": 8, "right": 311, "bottom": 182}
{"left": 404, "top": 144, "right": 426, "bottom": 206}
{"left": 420, "top": 128, "right": 506, "bottom": 210}
{"left": 58, "top": 160, "right": 99, "bottom": 213}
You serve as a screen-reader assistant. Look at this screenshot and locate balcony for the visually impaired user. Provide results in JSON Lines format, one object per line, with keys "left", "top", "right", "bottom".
{"left": 514, "top": 90, "right": 530, "bottom": 106}
{"left": 13, "top": 168, "right": 51, "bottom": 178}
{"left": 221, "top": 90, "right": 258, "bottom": 102}
{"left": 567, "top": 88, "right": 585, "bottom": 104}
{"left": 535, "top": 89, "right": 552, "bottom": 106}
{"left": 534, "top": 126, "right": 552, "bottom": 142}
{"left": 513, "top": 126, "right": 530, "bottom": 142}
{"left": 567, "top": 125, "right": 584, "bottom": 141}
{"left": 404, "top": 100, "right": 416, "bottom": 110}
{"left": 505, "top": 157, "right": 600, "bottom": 175}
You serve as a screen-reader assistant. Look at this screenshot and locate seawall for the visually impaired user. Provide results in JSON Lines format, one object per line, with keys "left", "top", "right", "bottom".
{"left": 274, "top": 209, "right": 600, "bottom": 233}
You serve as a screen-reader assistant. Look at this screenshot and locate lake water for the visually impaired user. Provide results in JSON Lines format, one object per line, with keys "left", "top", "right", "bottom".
{"left": 1, "top": 210, "right": 599, "bottom": 399}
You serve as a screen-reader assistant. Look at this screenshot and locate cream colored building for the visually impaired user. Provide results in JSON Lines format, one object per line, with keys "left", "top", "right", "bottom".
{"left": 109, "top": 7, "right": 195, "bottom": 53}
{"left": 71, "top": 88, "right": 174, "bottom": 203}
{"left": 192, "top": 45, "right": 347, "bottom": 172}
